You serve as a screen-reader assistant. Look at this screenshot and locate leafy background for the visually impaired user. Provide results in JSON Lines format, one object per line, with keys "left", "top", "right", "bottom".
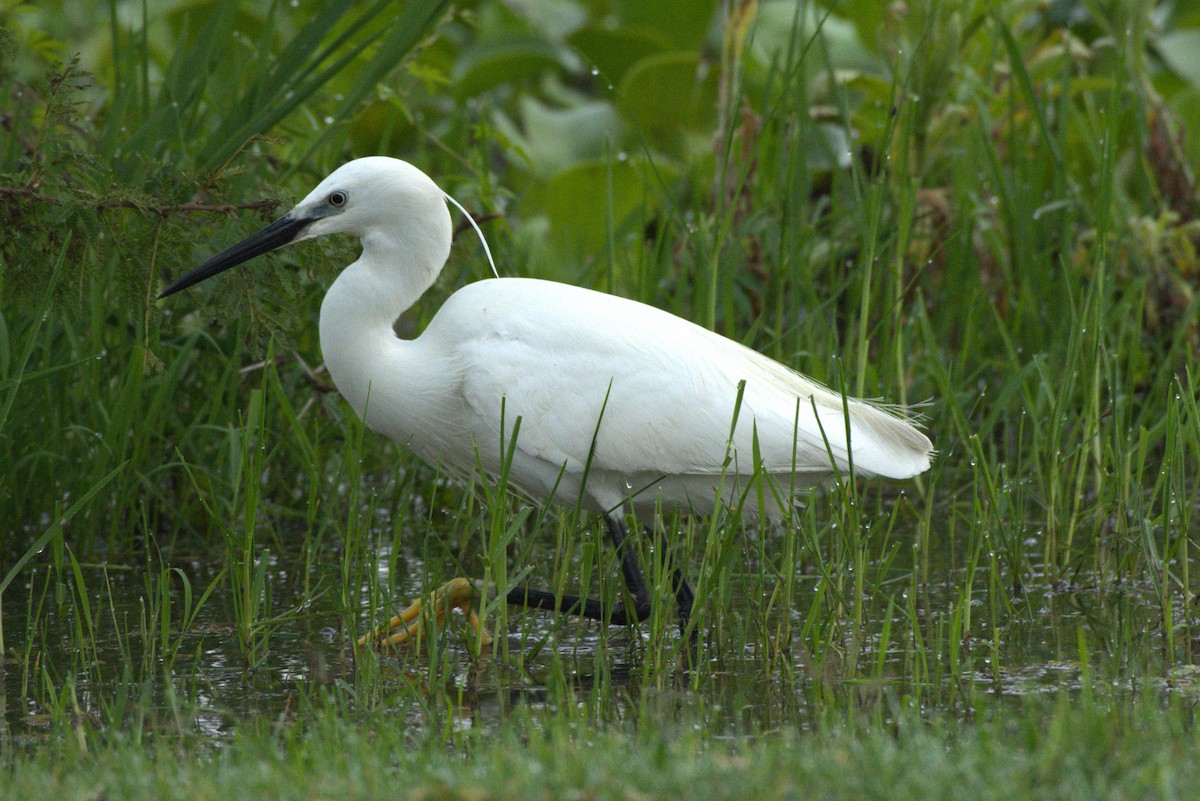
{"left": 2, "top": 1, "right": 1200, "bottom": 795}
{"left": 4, "top": 0, "right": 1197, "bottom": 547}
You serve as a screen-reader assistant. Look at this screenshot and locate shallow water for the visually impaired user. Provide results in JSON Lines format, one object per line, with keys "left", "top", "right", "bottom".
{"left": 1, "top": 503, "right": 1190, "bottom": 746}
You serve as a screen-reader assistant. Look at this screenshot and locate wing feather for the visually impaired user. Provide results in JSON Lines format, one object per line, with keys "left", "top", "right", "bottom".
{"left": 434, "top": 279, "right": 931, "bottom": 486}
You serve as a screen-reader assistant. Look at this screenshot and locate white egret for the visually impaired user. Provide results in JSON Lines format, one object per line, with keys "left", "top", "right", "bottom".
{"left": 160, "top": 157, "right": 933, "bottom": 650}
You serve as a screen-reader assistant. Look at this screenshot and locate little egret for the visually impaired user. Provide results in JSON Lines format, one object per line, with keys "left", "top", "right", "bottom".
{"left": 160, "top": 157, "right": 933, "bottom": 650}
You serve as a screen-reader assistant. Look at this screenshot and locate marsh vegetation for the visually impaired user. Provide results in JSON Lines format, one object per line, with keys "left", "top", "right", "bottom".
{"left": 2, "top": 1, "right": 1199, "bottom": 797}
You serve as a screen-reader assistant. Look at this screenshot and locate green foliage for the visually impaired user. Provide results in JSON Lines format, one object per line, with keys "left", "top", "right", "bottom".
{"left": 1, "top": 0, "right": 1199, "bottom": 794}
{"left": 5, "top": 696, "right": 1200, "bottom": 800}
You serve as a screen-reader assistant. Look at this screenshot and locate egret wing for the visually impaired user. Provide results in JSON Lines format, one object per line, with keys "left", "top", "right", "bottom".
{"left": 441, "top": 279, "right": 930, "bottom": 485}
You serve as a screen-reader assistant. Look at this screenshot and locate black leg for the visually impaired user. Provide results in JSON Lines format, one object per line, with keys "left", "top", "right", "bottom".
{"left": 653, "top": 523, "right": 699, "bottom": 666}
{"left": 656, "top": 525, "right": 695, "bottom": 633}
{"left": 368, "top": 518, "right": 695, "bottom": 649}
{"left": 603, "top": 515, "right": 654, "bottom": 622}
{"left": 504, "top": 515, "right": 698, "bottom": 666}
{"left": 504, "top": 516, "right": 655, "bottom": 625}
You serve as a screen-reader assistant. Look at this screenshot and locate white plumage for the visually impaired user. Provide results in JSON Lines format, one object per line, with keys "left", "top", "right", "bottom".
{"left": 161, "top": 156, "right": 933, "bottom": 645}
{"left": 307, "top": 158, "right": 932, "bottom": 517}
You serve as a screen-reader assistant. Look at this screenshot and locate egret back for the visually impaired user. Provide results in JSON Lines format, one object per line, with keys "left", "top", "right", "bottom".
{"left": 409, "top": 278, "right": 932, "bottom": 517}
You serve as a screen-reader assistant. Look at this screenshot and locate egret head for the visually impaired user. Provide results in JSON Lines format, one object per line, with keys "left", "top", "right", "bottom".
{"left": 293, "top": 157, "right": 450, "bottom": 243}
{"left": 158, "top": 157, "right": 451, "bottom": 299}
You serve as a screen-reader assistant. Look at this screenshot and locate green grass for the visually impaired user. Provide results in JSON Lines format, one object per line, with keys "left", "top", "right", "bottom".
{"left": 5, "top": 698, "right": 1200, "bottom": 801}
{"left": 2, "top": 0, "right": 1200, "bottom": 797}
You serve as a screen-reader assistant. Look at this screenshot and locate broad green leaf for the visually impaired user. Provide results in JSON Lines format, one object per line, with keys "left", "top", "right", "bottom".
{"left": 531, "top": 158, "right": 661, "bottom": 255}
{"left": 493, "top": 97, "right": 623, "bottom": 177}
{"left": 610, "top": 0, "right": 718, "bottom": 51}
{"left": 748, "top": 2, "right": 879, "bottom": 75}
{"left": 617, "top": 52, "right": 718, "bottom": 150}
{"left": 567, "top": 24, "right": 670, "bottom": 84}
{"left": 1156, "top": 30, "right": 1200, "bottom": 91}
{"left": 348, "top": 99, "right": 417, "bottom": 156}
{"left": 452, "top": 35, "right": 567, "bottom": 98}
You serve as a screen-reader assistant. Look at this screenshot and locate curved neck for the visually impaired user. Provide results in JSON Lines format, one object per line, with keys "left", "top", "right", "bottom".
{"left": 318, "top": 225, "right": 450, "bottom": 421}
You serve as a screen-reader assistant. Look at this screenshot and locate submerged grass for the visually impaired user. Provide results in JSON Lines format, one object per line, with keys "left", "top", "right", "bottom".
{"left": 2, "top": 0, "right": 1200, "bottom": 796}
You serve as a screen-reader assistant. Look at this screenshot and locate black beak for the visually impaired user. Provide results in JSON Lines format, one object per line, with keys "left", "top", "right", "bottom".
{"left": 158, "top": 212, "right": 312, "bottom": 299}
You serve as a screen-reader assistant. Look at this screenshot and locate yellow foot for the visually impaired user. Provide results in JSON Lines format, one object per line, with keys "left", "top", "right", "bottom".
{"left": 359, "top": 577, "right": 494, "bottom": 649}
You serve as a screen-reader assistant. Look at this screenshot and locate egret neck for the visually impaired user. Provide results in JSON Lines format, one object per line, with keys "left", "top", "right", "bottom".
{"left": 318, "top": 202, "right": 452, "bottom": 431}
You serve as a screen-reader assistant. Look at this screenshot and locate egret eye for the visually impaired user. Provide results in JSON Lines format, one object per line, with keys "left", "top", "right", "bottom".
{"left": 328, "top": 190, "right": 348, "bottom": 207}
